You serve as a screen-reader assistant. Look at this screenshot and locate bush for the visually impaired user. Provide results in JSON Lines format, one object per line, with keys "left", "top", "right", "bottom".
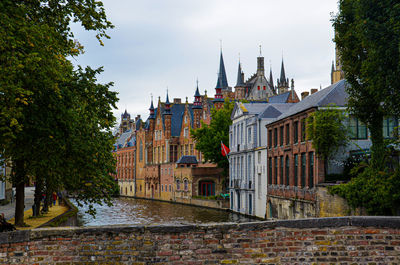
{"left": 329, "top": 163, "right": 400, "bottom": 215}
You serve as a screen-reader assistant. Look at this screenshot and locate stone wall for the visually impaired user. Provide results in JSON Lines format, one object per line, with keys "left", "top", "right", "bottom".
{"left": 1, "top": 217, "right": 399, "bottom": 264}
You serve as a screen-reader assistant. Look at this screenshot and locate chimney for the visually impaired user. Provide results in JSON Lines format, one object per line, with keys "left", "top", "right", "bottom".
{"left": 311, "top": 88, "right": 318, "bottom": 94}
{"left": 135, "top": 115, "right": 141, "bottom": 122}
{"left": 173, "top": 98, "right": 181, "bottom": 104}
{"left": 301, "top": 91, "right": 309, "bottom": 100}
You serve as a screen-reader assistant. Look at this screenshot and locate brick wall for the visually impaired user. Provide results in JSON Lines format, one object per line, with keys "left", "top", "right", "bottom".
{"left": 1, "top": 217, "right": 399, "bottom": 264}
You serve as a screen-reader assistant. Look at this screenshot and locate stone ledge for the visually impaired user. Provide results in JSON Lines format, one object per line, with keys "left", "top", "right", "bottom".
{"left": 2, "top": 216, "right": 400, "bottom": 245}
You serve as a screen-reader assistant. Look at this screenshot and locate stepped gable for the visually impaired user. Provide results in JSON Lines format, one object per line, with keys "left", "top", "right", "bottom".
{"left": 273, "top": 79, "right": 348, "bottom": 122}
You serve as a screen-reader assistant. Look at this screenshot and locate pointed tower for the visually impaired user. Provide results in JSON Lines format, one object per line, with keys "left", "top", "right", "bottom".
{"left": 269, "top": 67, "right": 274, "bottom": 92}
{"left": 119, "top": 109, "right": 131, "bottom": 134}
{"left": 163, "top": 91, "right": 172, "bottom": 140}
{"left": 331, "top": 44, "right": 344, "bottom": 84}
{"left": 193, "top": 80, "right": 203, "bottom": 129}
{"left": 234, "top": 61, "right": 245, "bottom": 100}
{"left": 277, "top": 58, "right": 289, "bottom": 94}
{"left": 213, "top": 51, "right": 226, "bottom": 110}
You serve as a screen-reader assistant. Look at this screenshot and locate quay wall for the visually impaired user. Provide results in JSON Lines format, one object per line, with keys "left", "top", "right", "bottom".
{"left": 1, "top": 217, "right": 400, "bottom": 264}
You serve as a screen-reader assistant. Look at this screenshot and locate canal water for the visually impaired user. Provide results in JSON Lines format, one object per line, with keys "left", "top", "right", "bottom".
{"left": 74, "top": 197, "right": 258, "bottom": 226}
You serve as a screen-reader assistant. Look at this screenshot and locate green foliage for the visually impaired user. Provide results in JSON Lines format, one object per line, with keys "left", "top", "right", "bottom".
{"left": 306, "top": 105, "right": 348, "bottom": 175}
{"left": 333, "top": 0, "right": 400, "bottom": 169}
{"left": 191, "top": 99, "right": 234, "bottom": 176}
{"left": 0, "top": 0, "right": 116, "bottom": 223}
{"left": 329, "top": 163, "right": 400, "bottom": 215}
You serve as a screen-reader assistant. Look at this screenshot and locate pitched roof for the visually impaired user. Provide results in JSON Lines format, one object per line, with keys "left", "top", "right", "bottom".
{"left": 273, "top": 79, "right": 348, "bottom": 122}
{"left": 176, "top": 155, "right": 198, "bottom": 164}
{"left": 268, "top": 91, "right": 291, "bottom": 103}
{"left": 259, "top": 104, "right": 293, "bottom": 119}
{"left": 115, "top": 130, "right": 132, "bottom": 148}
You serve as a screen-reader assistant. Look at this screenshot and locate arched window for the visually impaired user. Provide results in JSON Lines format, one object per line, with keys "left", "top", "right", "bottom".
{"left": 176, "top": 179, "right": 181, "bottom": 190}
{"left": 184, "top": 179, "right": 188, "bottom": 191}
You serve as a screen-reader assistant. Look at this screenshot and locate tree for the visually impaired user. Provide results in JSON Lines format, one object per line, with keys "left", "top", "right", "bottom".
{"left": 191, "top": 99, "right": 234, "bottom": 177}
{"left": 0, "top": 0, "right": 115, "bottom": 225}
{"left": 306, "top": 105, "right": 348, "bottom": 177}
{"left": 333, "top": 0, "right": 400, "bottom": 169}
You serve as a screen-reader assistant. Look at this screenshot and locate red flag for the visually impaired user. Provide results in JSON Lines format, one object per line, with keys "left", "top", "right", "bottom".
{"left": 221, "top": 141, "right": 230, "bottom": 157}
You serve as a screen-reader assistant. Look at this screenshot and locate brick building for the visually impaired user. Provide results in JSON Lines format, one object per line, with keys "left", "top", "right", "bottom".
{"left": 265, "top": 79, "right": 377, "bottom": 219}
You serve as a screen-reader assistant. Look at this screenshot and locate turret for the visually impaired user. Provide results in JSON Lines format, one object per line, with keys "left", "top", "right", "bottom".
{"left": 193, "top": 80, "right": 202, "bottom": 129}
{"left": 213, "top": 51, "right": 226, "bottom": 109}
{"left": 163, "top": 91, "right": 172, "bottom": 139}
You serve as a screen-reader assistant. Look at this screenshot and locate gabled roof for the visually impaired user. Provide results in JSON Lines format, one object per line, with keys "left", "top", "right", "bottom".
{"left": 259, "top": 104, "right": 294, "bottom": 119}
{"left": 115, "top": 130, "right": 132, "bottom": 148}
{"left": 176, "top": 155, "right": 198, "bottom": 164}
{"left": 268, "top": 91, "right": 291, "bottom": 103}
{"left": 273, "top": 79, "right": 348, "bottom": 122}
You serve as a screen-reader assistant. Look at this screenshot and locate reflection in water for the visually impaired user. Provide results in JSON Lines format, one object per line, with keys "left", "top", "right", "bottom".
{"left": 73, "top": 197, "right": 258, "bottom": 226}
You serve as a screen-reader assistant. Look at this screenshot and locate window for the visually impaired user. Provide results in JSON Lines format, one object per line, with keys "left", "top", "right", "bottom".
{"left": 241, "top": 124, "right": 243, "bottom": 144}
{"left": 184, "top": 179, "right": 188, "bottom": 191}
{"left": 184, "top": 127, "right": 189, "bottom": 138}
{"left": 383, "top": 117, "right": 398, "bottom": 138}
{"left": 176, "top": 180, "right": 181, "bottom": 190}
{"left": 258, "top": 86, "right": 260, "bottom": 90}
{"left": 280, "top": 156, "right": 283, "bottom": 185}
{"left": 286, "top": 124, "right": 290, "bottom": 145}
{"left": 301, "top": 153, "right": 306, "bottom": 187}
{"left": 285, "top": 156, "right": 290, "bottom": 186}
{"left": 274, "top": 128, "right": 278, "bottom": 147}
{"left": 294, "top": 154, "right": 298, "bottom": 187}
{"left": 169, "top": 184, "right": 171, "bottom": 192}
{"left": 190, "top": 144, "right": 193, "bottom": 155}
{"left": 258, "top": 151, "right": 261, "bottom": 164}
{"left": 268, "top": 157, "right": 272, "bottom": 185}
{"left": 248, "top": 127, "right": 252, "bottom": 143}
{"left": 294, "top": 121, "right": 298, "bottom": 144}
{"left": 274, "top": 157, "right": 278, "bottom": 185}
{"left": 301, "top": 118, "right": 306, "bottom": 142}
{"left": 309, "top": 152, "right": 314, "bottom": 187}
{"left": 349, "top": 116, "right": 367, "bottom": 139}
{"left": 280, "top": 126, "right": 284, "bottom": 146}
{"left": 263, "top": 86, "right": 266, "bottom": 90}
{"left": 258, "top": 173, "right": 261, "bottom": 198}
{"left": 161, "top": 184, "right": 164, "bottom": 191}
{"left": 268, "top": 129, "right": 272, "bottom": 148}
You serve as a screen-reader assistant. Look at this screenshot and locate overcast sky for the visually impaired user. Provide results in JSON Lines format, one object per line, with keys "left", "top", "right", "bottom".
{"left": 71, "top": 0, "right": 339, "bottom": 121}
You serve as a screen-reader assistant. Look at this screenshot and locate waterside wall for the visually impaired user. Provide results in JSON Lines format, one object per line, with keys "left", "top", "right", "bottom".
{"left": 1, "top": 217, "right": 400, "bottom": 264}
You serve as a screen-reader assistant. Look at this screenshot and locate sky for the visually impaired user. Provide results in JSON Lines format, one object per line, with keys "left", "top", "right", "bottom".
{"left": 71, "top": 0, "right": 339, "bottom": 122}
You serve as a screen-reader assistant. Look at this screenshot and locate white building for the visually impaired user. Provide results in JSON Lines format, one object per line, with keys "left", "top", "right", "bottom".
{"left": 229, "top": 101, "right": 293, "bottom": 218}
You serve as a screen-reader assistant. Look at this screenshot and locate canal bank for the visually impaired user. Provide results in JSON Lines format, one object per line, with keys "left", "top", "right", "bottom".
{"left": 73, "top": 197, "right": 258, "bottom": 226}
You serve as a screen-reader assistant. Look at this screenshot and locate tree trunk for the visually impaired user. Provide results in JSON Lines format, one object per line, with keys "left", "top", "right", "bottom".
{"left": 33, "top": 177, "right": 43, "bottom": 217}
{"left": 369, "top": 115, "right": 385, "bottom": 170}
{"left": 14, "top": 160, "right": 26, "bottom": 226}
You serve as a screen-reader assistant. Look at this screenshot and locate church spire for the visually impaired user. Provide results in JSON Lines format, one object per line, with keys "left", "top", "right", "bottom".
{"left": 269, "top": 66, "right": 274, "bottom": 89}
{"left": 279, "top": 58, "right": 286, "bottom": 84}
{"left": 235, "top": 61, "right": 244, "bottom": 87}
{"left": 215, "top": 51, "right": 228, "bottom": 89}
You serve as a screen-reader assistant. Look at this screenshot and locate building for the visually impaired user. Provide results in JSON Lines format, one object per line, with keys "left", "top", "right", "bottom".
{"left": 264, "top": 79, "right": 387, "bottom": 219}
{"left": 229, "top": 97, "right": 296, "bottom": 218}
